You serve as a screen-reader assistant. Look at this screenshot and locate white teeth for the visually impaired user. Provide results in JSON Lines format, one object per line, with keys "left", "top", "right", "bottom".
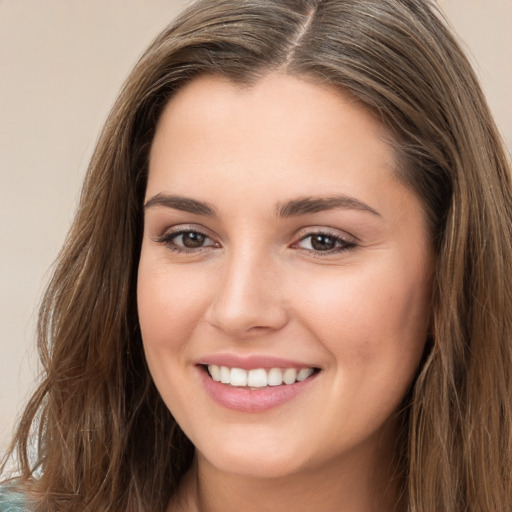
{"left": 283, "top": 368, "right": 297, "bottom": 385}
{"left": 230, "top": 367, "right": 247, "bottom": 386}
{"left": 209, "top": 364, "right": 221, "bottom": 382}
{"left": 207, "top": 365, "right": 315, "bottom": 387}
{"left": 267, "top": 368, "right": 283, "bottom": 386}
{"left": 248, "top": 368, "right": 267, "bottom": 387}
{"left": 297, "top": 368, "right": 314, "bottom": 382}
{"left": 220, "top": 366, "right": 230, "bottom": 384}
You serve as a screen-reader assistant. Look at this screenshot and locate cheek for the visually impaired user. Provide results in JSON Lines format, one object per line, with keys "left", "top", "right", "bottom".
{"left": 137, "top": 261, "right": 208, "bottom": 353}
{"left": 136, "top": 261, "right": 206, "bottom": 417}
{"left": 295, "top": 261, "right": 431, "bottom": 440}
{"left": 297, "top": 256, "right": 431, "bottom": 373}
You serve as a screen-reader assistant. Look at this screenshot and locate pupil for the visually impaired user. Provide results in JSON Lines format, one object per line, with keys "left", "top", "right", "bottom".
{"left": 183, "top": 232, "right": 205, "bottom": 248}
{"left": 311, "top": 234, "right": 335, "bottom": 251}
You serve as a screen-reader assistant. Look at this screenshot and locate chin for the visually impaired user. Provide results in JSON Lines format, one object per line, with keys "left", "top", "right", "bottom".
{"left": 196, "top": 436, "right": 309, "bottom": 480}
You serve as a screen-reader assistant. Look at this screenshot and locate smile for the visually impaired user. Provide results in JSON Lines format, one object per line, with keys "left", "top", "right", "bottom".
{"left": 207, "top": 365, "right": 316, "bottom": 388}
{"left": 198, "top": 361, "right": 321, "bottom": 412}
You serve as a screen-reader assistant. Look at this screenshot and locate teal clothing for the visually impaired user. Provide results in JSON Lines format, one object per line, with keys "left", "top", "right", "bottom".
{"left": 0, "top": 486, "right": 30, "bottom": 512}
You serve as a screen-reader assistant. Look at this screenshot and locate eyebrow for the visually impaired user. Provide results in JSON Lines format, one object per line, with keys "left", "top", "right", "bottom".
{"left": 144, "top": 193, "right": 217, "bottom": 216}
{"left": 276, "top": 195, "right": 381, "bottom": 218}
{"left": 143, "top": 193, "right": 381, "bottom": 218}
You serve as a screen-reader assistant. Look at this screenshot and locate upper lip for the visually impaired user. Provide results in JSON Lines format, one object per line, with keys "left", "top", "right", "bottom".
{"left": 196, "top": 353, "right": 320, "bottom": 370}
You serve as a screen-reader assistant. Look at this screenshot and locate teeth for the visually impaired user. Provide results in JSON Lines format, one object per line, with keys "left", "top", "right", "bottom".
{"left": 283, "top": 368, "right": 297, "bottom": 385}
{"left": 207, "top": 365, "right": 316, "bottom": 387}
{"left": 230, "top": 367, "right": 247, "bottom": 386}
{"left": 247, "top": 368, "right": 267, "bottom": 387}
{"left": 267, "top": 368, "right": 283, "bottom": 386}
{"left": 297, "top": 368, "right": 314, "bottom": 381}
{"left": 209, "top": 364, "right": 221, "bottom": 382}
{"left": 220, "top": 366, "right": 230, "bottom": 384}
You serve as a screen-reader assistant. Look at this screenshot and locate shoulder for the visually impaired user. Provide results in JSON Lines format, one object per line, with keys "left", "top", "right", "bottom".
{"left": 0, "top": 484, "right": 31, "bottom": 512}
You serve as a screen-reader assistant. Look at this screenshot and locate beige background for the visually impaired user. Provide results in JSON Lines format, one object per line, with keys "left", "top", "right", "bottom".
{"left": 1, "top": 0, "right": 511, "bottom": 453}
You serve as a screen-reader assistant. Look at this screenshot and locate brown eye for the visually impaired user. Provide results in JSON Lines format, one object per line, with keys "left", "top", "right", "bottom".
{"left": 310, "top": 234, "right": 336, "bottom": 251}
{"left": 296, "top": 232, "right": 357, "bottom": 254}
{"left": 179, "top": 231, "right": 207, "bottom": 248}
{"left": 159, "top": 230, "right": 217, "bottom": 251}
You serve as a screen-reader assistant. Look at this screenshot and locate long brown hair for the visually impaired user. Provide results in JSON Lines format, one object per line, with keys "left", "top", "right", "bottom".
{"left": 2, "top": 1, "right": 511, "bottom": 510}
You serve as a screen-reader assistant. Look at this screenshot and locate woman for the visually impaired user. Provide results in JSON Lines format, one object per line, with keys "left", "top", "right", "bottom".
{"left": 1, "top": 0, "right": 511, "bottom": 510}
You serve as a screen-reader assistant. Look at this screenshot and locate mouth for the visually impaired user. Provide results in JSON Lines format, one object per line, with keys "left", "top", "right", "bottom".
{"left": 203, "top": 364, "right": 320, "bottom": 389}
{"left": 197, "top": 355, "right": 322, "bottom": 412}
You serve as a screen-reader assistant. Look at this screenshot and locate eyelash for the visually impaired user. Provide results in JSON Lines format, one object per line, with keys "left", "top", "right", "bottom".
{"left": 156, "top": 228, "right": 357, "bottom": 256}
{"left": 294, "top": 231, "right": 357, "bottom": 255}
{"left": 156, "top": 228, "right": 218, "bottom": 254}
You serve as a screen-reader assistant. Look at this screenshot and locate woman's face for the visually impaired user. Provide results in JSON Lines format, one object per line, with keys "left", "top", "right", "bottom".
{"left": 138, "top": 73, "right": 434, "bottom": 479}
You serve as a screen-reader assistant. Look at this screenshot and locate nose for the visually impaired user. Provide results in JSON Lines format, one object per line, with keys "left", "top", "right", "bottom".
{"left": 205, "top": 249, "right": 290, "bottom": 338}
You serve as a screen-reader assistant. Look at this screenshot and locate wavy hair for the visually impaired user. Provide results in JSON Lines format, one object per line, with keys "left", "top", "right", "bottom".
{"left": 2, "top": 1, "right": 512, "bottom": 510}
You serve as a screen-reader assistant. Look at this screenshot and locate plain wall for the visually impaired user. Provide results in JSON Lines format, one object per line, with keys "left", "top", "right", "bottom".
{"left": 1, "top": 0, "right": 511, "bottom": 453}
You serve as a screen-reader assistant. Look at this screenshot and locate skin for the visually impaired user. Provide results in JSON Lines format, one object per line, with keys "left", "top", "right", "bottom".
{"left": 137, "top": 73, "right": 435, "bottom": 512}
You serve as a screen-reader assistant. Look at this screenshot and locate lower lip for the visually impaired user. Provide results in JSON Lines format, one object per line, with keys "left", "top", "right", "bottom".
{"left": 198, "top": 367, "right": 318, "bottom": 413}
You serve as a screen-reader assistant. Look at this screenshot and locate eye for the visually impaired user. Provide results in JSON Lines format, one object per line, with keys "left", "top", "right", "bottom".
{"left": 296, "top": 232, "right": 357, "bottom": 254}
{"left": 157, "top": 229, "right": 219, "bottom": 252}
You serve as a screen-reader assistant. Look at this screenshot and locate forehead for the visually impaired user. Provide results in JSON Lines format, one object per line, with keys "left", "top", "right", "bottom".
{"left": 147, "top": 73, "right": 399, "bottom": 204}
{"left": 152, "top": 73, "right": 389, "bottom": 150}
